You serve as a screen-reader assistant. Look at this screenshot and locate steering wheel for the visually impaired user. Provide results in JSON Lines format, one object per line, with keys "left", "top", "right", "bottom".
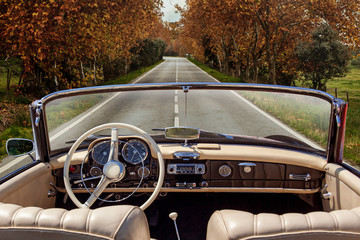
{"left": 63, "top": 123, "right": 165, "bottom": 210}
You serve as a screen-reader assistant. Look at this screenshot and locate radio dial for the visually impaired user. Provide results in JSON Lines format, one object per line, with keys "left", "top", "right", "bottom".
{"left": 219, "top": 165, "right": 232, "bottom": 177}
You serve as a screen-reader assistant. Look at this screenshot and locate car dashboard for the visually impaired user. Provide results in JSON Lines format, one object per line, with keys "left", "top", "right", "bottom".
{"left": 51, "top": 136, "right": 326, "bottom": 196}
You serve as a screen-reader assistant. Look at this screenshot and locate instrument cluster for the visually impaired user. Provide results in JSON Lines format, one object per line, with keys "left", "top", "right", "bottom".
{"left": 91, "top": 138, "right": 149, "bottom": 166}
{"left": 86, "top": 137, "right": 152, "bottom": 179}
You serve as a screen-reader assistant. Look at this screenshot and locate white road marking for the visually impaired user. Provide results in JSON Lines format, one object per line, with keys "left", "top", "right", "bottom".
{"left": 174, "top": 117, "right": 179, "bottom": 127}
{"left": 230, "top": 91, "right": 323, "bottom": 150}
{"left": 186, "top": 58, "right": 322, "bottom": 150}
{"left": 132, "top": 59, "right": 167, "bottom": 84}
{"left": 50, "top": 93, "right": 121, "bottom": 142}
{"left": 0, "top": 155, "right": 31, "bottom": 173}
{"left": 174, "top": 90, "right": 179, "bottom": 127}
{"left": 50, "top": 59, "right": 168, "bottom": 142}
{"left": 174, "top": 60, "right": 180, "bottom": 126}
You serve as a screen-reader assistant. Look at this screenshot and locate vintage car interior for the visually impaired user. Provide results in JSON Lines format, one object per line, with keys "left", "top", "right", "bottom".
{"left": 0, "top": 83, "right": 360, "bottom": 240}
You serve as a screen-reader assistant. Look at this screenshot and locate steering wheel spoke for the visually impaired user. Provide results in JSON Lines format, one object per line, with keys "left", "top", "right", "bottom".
{"left": 83, "top": 176, "right": 111, "bottom": 208}
{"left": 64, "top": 123, "right": 164, "bottom": 210}
{"left": 108, "top": 128, "right": 119, "bottom": 162}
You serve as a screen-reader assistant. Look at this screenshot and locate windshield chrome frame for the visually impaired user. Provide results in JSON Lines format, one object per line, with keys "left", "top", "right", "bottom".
{"left": 31, "top": 82, "right": 340, "bottom": 162}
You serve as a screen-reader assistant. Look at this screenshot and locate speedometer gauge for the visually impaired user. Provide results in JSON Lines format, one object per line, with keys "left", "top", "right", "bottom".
{"left": 91, "top": 141, "right": 111, "bottom": 165}
{"left": 122, "top": 139, "right": 148, "bottom": 165}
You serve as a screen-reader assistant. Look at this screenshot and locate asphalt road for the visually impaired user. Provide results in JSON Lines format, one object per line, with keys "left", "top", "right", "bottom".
{"left": 49, "top": 57, "right": 319, "bottom": 150}
{"left": 1, "top": 57, "right": 320, "bottom": 177}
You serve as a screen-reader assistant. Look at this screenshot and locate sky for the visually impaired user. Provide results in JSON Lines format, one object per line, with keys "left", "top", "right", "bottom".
{"left": 162, "top": 0, "right": 186, "bottom": 22}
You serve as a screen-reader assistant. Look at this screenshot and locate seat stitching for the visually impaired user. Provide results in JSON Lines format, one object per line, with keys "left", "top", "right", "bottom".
{"left": 60, "top": 210, "right": 69, "bottom": 230}
{"left": 352, "top": 208, "right": 360, "bottom": 217}
{"left": 279, "top": 214, "right": 285, "bottom": 232}
{"left": 218, "top": 211, "right": 231, "bottom": 240}
{"left": 304, "top": 213, "right": 311, "bottom": 231}
{"left": 112, "top": 206, "right": 136, "bottom": 238}
{"left": 329, "top": 212, "right": 339, "bottom": 231}
{"left": 35, "top": 209, "right": 44, "bottom": 227}
{"left": 86, "top": 209, "right": 93, "bottom": 233}
{"left": 11, "top": 207, "right": 23, "bottom": 227}
{"left": 254, "top": 214, "right": 257, "bottom": 235}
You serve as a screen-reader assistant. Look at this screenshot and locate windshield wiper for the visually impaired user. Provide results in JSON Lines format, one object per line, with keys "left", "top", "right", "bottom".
{"left": 65, "top": 134, "right": 99, "bottom": 144}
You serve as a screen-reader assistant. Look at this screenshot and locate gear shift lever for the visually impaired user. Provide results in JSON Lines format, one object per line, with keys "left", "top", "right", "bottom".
{"left": 169, "top": 212, "right": 181, "bottom": 240}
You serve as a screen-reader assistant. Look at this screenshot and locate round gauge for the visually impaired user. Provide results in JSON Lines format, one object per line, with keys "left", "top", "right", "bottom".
{"left": 91, "top": 141, "right": 111, "bottom": 165}
{"left": 122, "top": 139, "right": 148, "bottom": 165}
{"left": 90, "top": 166, "right": 102, "bottom": 177}
{"left": 138, "top": 167, "right": 150, "bottom": 178}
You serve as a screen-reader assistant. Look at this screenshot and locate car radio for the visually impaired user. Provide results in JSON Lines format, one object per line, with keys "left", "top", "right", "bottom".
{"left": 167, "top": 163, "right": 205, "bottom": 175}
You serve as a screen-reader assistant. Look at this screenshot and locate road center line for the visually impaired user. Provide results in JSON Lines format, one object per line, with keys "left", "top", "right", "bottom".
{"left": 174, "top": 90, "right": 179, "bottom": 127}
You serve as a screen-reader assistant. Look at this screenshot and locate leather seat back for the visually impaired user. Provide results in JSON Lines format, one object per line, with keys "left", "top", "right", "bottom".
{"left": 207, "top": 208, "right": 360, "bottom": 240}
{"left": 0, "top": 203, "right": 150, "bottom": 240}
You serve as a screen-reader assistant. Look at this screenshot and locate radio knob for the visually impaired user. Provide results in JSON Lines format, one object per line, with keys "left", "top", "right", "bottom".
{"left": 165, "top": 182, "right": 170, "bottom": 188}
{"left": 201, "top": 181, "right": 208, "bottom": 188}
{"left": 219, "top": 165, "right": 232, "bottom": 177}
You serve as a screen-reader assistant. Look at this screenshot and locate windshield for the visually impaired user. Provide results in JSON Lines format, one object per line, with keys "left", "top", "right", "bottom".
{"left": 44, "top": 88, "right": 332, "bottom": 155}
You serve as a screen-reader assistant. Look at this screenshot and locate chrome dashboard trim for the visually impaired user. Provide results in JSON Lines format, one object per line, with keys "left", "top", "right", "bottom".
{"left": 59, "top": 187, "right": 320, "bottom": 194}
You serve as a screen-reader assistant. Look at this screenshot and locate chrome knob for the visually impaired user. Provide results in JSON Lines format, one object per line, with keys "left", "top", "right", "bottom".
{"left": 169, "top": 212, "right": 180, "bottom": 240}
{"left": 201, "top": 181, "right": 208, "bottom": 188}
{"left": 219, "top": 165, "right": 232, "bottom": 177}
{"left": 169, "top": 212, "right": 178, "bottom": 221}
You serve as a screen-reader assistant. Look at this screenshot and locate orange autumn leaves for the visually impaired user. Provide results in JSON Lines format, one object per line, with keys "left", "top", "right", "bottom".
{"left": 178, "top": 0, "right": 360, "bottom": 84}
{"left": 0, "top": 0, "right": 163, "bottom": 89}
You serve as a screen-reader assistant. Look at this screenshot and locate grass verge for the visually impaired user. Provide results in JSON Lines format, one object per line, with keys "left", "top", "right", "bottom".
{"left": 188, "top": 58, "right": 359, "bottom": 166}
{"left": 327, "top": 65, "right": 360, "bottom": 166}
{"left": 0, "top": 60, "right": 164, "bottom": 162}
{"left": 241, "top": 92, "right": 330, "bottom": 148}
{"left": 102, "top": 60, "right": 164, "bottom": 85}
{"left": 187, "top": 58, "right": 244, "bottom": 83}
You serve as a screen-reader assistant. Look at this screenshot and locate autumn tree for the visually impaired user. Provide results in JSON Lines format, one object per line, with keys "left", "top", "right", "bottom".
{"left": 295, "top": 24, "right": 351, "bottom": 90}
{"left": 178, "top": 0, "right": 360, "bottom": 87}
{"left": 0, "top": 0, "right": 163, "bottom": 94}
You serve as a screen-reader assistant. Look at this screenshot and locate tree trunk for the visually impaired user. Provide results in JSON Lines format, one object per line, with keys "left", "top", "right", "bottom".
{"left": 93, "top": 60, "right": 97, "bottom": 85}
{"left": 5, "top": 57, "right": 11, "bottom": 96}
{"left": 266, "top": 36, "right": 276, "bottom": 85}
{"left": 6, "top": 68, "right": 11, "bottom": 96}
{"left": 80, "top": 61, "right": 85, "bottom": 80}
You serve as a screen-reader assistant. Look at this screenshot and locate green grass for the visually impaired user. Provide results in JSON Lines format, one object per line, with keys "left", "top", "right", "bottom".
{"left": 46, "top": 60, "right": 165, "bottom": 132}
{"left": 241, "top": 92, "right": 330, "bottom": 148}
{"left": 189, "top": 58, "right": 360, "bottom": 166}
{"left": 327, "top": 65, "right": 360, "bottom": 166}
{"left": 45, "top": 94, "right": 108, "bottom": 132}
{"left": 0, "top": 126, "right": 33, "bottom": 161}
{"left": 187, "top": 58, "right": 244, "bottom": 83}
{"left": 102, "top": 60, "right": 164, "bottom": 85}
{"left": 1, "top": 60, "right": 165, "bottom": 162}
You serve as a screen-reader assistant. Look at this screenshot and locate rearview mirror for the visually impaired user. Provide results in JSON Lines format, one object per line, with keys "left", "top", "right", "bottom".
{"left": 165, "top": 127, "right": 200, "bottom": 140}
{"left": 6, "top": 138, "right": 34, "bottom": 157}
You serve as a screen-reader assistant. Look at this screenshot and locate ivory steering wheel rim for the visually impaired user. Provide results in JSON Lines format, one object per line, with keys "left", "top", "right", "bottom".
{"left": 63, "top": 123, "right": 165, "bottom": 210}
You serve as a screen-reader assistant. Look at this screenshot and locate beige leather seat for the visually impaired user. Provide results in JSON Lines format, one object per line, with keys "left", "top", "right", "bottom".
{"left": 207, "top": 208, "right": 360, "bottom": 240}
{"left": 0, "top": 202, "right": 150, "bottom": 240}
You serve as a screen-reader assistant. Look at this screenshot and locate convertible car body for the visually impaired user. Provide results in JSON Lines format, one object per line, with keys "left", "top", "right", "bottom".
{"left": 1, "top": 82, "right": 360, "bottom": 240}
